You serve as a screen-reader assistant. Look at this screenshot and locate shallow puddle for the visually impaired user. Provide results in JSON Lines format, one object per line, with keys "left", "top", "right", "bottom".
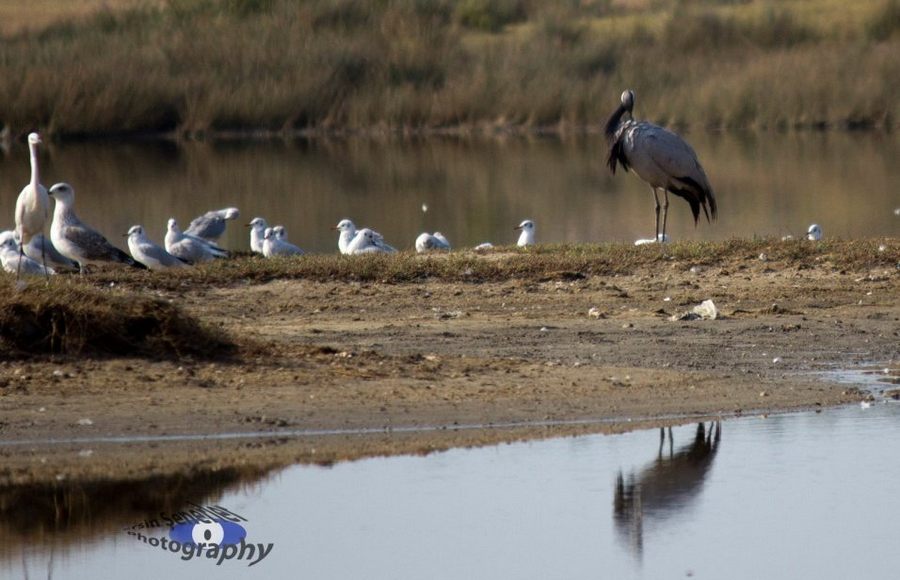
{"left": 5, "top": 400, "right": 900, "bottom": 579}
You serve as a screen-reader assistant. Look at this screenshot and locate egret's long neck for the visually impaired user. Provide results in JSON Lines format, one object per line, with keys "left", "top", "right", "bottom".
{"left": 29, "top": 142, "right": 40, "bottom": 190}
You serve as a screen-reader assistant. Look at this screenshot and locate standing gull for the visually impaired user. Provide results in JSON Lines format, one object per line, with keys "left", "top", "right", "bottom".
{"left": 415, "top": 232, "right": 451, "bottom": 253}
{"left": 246, "top": 217, "right": 268, "bottom": 254}
{"left": 262, "top": 226, "right": 304, "bottom": 257}
{"left": 14, "top": 132, "right": 50, "bottom": 278}
{"left": 165, "top": 218, "right": 228, "bottom": 263}
{"left": 514, "top": 220, "right": 536, "bottom": 247}
{"left": 184, "top": 207, "right": 240, "bottom": 242}
{"left": 335, "top": 219, "right": 396, "bottom": 254}
{"left": 126, "top": 225, "right": 187, "bottom": 270}
{"left": 606, "top": 89, "right": 717, "bottom": 242}
{"left": 49, "top": 183, "right": 143, "bottom": 273}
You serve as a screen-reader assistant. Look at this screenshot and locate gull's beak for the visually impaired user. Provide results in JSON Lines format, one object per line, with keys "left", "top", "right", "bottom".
{"left": 513, "top": 225, "right": 522, "bottom": 230}
{"left": 122, "top": 233, "right": 129, "bottom": 238}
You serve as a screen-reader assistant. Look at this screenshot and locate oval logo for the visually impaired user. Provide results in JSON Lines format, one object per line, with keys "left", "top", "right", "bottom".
{"left": 169, "top": 519, "right": 247, "bottom": 546}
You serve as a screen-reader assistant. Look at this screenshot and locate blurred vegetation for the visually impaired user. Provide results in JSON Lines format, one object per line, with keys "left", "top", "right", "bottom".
{"left": 0, "top": 0, "right": 897, "bottom": 138}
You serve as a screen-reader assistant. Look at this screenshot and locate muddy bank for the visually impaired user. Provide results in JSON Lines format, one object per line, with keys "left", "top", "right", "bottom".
{"left": 0, "top": 240, "right": 896, "bottom": 484}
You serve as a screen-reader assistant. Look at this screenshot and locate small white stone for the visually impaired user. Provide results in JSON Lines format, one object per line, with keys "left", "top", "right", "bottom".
{"left": 772, "top": 357, "right": 782, "bottom": 364}
{"left": 76, "top": 418, "right": 94, "bottom": 426}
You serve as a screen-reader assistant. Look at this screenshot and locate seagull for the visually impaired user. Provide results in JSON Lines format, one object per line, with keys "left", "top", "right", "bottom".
{"left": 126, "top": 225, "right": 188, "bottom": 270}
{"left": 262, "top": 226, "right": 304, "bottom": 257}
{"left": 246, "top": 217, "right": 268, "bottom": 254}
{"left": 22, "top": 233, "right": 79, "bottom": 271}
{"left": 514, "top": 220, "right": 536, "bottom": 247}
{"left": 473, "top": 242, "right": 494, "bottom": 251}
{"left": 165, "top": 218, "right": 228, "bottom": 263}
{"left": 184, "top": 207, "right": 240, "bottom": 241}
{"left": 49, "top": 183, "right": 144, "bottom": 273}
{"left": 0, "top": 235, "right": 55, "bottom": 276}
{"left": 335, "top": 219, "right": 396, "bottom": 254}
{"left": 635, "top": 233, "right": 670, "bottom": 246}
{"left": 807, "top": 224, "right": 822, "bottom": 241}
{"left": 14, "top": 132, "right": 50, "bottom": 278}
{"left": 415, "top": 232, "right": 451, "bottom": 253}
{"left": 347, "top": 228, "right": 394, "bottom": 254}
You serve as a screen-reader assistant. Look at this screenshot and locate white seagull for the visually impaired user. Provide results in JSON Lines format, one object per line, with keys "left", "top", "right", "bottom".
{"left": 184, "top": 207, "right": 240, "bottom": 241}
{"left": 415, "top": 232, "right": 451, "bottom": 253}
{"left": 165, "top": 218, "right": 228, "bottom": 263}
{"left": 0, "top": 235, "right": 55, "bottom": 276}
{"left": 347, "top": 228, "right": 394, "bottom": 254}
{"left": 807, "top": 224, "right": 822, "bottom": 241}
{"left": 49, "top": 183, "right": 143, "bottom": 273}
{"left": 246, "top": 217, "right": 268, "bottom": 254}
{"left": 23, "top": 233, "right": 79, "bottom": 271}
{"left": 126, "top": 225, "right": 188, "bottom": 270}
{"left": 14, "top": 132, "right": 50, "bottom": 277}
{"left": 514, "top": 220, "right": 536, "bottom": 247}
{"left": 262, "top": 226, "right": 304, "bottom": 257}
{"left": 335, "top": 219, "right": 396, "bottom": 254}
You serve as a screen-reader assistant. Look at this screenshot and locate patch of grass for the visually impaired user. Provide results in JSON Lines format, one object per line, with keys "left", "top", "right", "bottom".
{"left": 0, "top": 282, "right": 233, "bottom": 358}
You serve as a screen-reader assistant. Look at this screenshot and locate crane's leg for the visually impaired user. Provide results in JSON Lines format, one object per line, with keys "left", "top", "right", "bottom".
{"left": 41, "top": 237, "right": 49, "bottom": 280}
{"left": 15, "top": 244, "right": 24, "bottom": 280}
{"left": 652, "top": 187, "right": 661, "bottom": 241}
{"left": 661, "top": 189, "right": 671, "bottom": 241}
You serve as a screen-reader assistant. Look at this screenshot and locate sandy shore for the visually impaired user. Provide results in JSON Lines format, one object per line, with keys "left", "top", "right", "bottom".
{"left": 0, "top": 242, "right": 897, "bottom": 484}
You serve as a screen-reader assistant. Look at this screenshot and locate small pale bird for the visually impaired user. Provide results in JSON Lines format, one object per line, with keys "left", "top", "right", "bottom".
{"left": 335, "top": 219, "right": 396, "bottom": 254}
{"left": 126, "top": 225, "right": 188, "bottom": 270}
{"left": 514, "top": 220, "right": 536, "bottom": 247}
{"left": 262, "top": 226, "right": 304, "bottom": 257}
{"left": 184, "top": 207, "right": 240, "bottom": 242}
{"left": 415, "top": 232, "right": 451, "bottom": 253}
{"left": 807, "top": 224, "right": 822, "bottom": 241}
{"left": 246, "top": 217, "right": 268, "bottom": 254}
{"left": 165, "top": 218, "right": 228, "bottom": 263}
{"left": 0, "top": 234, "right": 55, "bottom": 276}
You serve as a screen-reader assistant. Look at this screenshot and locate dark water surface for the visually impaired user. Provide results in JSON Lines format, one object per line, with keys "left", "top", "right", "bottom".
{"left": 5, "top": 391, "right": 900, "bottom": 580}
{"left": 1, "top": 132, "right": 897, "bottom": 254}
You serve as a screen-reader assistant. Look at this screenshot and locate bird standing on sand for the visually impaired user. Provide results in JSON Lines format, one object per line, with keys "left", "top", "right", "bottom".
{"left": 165, "top": 218, "right": 228, "bottom": 263}
{"left": 184, "top": 207, "right": 240, "bottom": 242}
{"left": 14, "top": 132, "right": 50, "bottom": 278}
{"left": 606, "top": 90, "right": 717, "bottom": 242}
{"left": 246, "top": 217, "right": 268, "bottom": 254}
{"left": 515, "top": 220, "right": 536, "bottom": 247}
{"left": 49, "top": 183, "right": 144, "bottom": 273}
{"left": 126, "top": 225, "right": 187, "bottom": 270}
{"left": 415, "top": 232, "right": 451, "bottom": 253}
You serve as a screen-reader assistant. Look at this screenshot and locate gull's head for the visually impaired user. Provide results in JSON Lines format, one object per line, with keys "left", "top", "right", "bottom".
{"left": 514, "top": 219, "right": 535, "bottom": 231}
{"left": 263, "top": 227, "right": 274, "bottom": 240}
{"left": 0, "top": 236, "right": 17, "bottom": 252}
{"left": 335, "top": 219, "right": 356, "bottom": 232}
{"left": 126, "top": 225, "right": 144, "bottom": 238}
{"left": 27, "top": 132, "right": 42, "bottom": 146}
{"left": 273, "top": 225, "right": 286, "bottom": 239}
{"left": 167, "top": 218, "right": 179, "bottom": 233}
{"left": 620, "top": 89, "right": 635, "bottom": 113}
{"left": 48, "top": 182, "right": 74, "bottom": 204}
{"left": 223, "top": 208, "right": 240, "bottom": 220}
{"left": 246, "top": 217, "right": 267, "bottom": 229}
{"left": 807, "top": 224, "right": 822, "bottom": 241}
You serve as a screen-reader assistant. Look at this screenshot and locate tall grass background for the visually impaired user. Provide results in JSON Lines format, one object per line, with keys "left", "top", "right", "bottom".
{"left": 0, "top": 0, "right": 898, "bottom": 138}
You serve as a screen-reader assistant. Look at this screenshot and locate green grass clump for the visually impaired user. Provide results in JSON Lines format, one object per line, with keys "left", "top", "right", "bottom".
{"left": 0, "top": 282, "right": 233, "bottom": 358}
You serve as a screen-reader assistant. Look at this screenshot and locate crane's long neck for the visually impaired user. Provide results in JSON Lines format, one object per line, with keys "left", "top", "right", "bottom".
{"left": 29, "top": 141, "right": 40, "bottom": 191}
{"left": 604, "top": 104, "right": 629, "bottom": 145}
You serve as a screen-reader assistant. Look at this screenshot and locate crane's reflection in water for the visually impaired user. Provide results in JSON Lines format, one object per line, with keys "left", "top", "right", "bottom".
{"left": 614, "top": 422, "right": 721, "bottom": 560}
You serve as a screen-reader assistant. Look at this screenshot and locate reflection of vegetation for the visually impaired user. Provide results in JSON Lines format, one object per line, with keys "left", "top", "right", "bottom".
{"left": 0, "top": 466, "right": 275, "bottom": 555}
{"left": 0, "top": 284, "right": 233, "bottom": 358}
{"left": 0, "top": 0, "right": 897, "bottom": 137}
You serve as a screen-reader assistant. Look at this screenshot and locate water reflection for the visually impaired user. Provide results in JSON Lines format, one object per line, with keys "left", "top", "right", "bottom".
{"left": 614, "top": 422, "right": 721, "bottom": 560}
{"left": 0, "top": 466, "right": 276, "bottom": 574}
{"left": 0, "top": 133, "right": 896, "bottom": 254}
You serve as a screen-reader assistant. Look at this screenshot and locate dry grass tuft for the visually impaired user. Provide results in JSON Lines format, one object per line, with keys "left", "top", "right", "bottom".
{"left": 0, "top": 282, "right": 233, "bottom": 358}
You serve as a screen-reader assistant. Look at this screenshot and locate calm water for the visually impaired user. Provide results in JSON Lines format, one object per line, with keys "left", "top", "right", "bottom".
{"left": 1, "top": 132, "right": 897, "bottom": 253}
{"left": 5, "top": 395, "right": 900, "bottom": 580}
